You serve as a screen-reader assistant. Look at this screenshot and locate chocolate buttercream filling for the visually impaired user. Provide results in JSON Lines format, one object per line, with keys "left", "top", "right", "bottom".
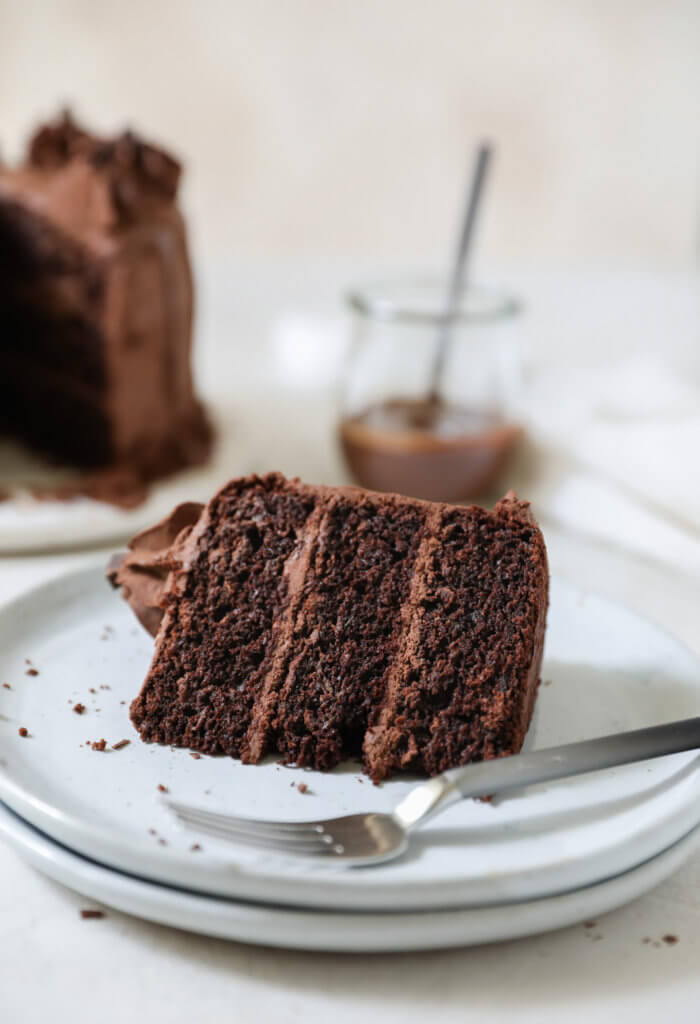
{"left": 106, "top": 501, "right": 203, "bottom": 635}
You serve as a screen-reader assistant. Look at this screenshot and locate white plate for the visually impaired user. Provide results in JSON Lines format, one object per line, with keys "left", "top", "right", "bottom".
{"left": 1, "top": 798, "right": 699, "bottom": 952}
{"left": 0, "top": 399, "right": 253, "bottom": 553}
{"left": 1, "top": 565, "right": 700, "bottom": 912}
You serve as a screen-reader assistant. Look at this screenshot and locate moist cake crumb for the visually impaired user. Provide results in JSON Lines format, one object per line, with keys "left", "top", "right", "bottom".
{"left": 80, "top": 909, "right": 105, "bottom": 919}
{"left": 2, "top": 683, "right": 11, "bottom": 690}
{"left": 190, "top": 843, "right": 202, "bottom": 852}
{"left": 663, "top": 934, "right": 679, "bottom": 945}
{"left": 109, "top": 473, "right": 548, "bottom": 782}
{"left": 157, "top": 784, "right": 168, "bottom": 793}
{"left": 18, "top": 727, "right": 28, "bottom": 737}
{"left": 91, "top": 739, "right": 107, "bottom": 751}
{"left": 158, "top": 837, "right": 167, "bottom": 846}
{"left": 25, "top": 668, "right": 39, "bottom": 676}
{"left": 112, "top": 739, "right": 130, "bottom": 750}
{"left": 296, "top": 782, "right": 309, "bottom": 794}
{"left": 73, "top": 703, "right": 86, "bottom": 715}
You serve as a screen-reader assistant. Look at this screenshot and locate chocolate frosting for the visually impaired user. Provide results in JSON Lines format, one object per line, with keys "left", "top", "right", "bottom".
{"left": 107, "top": 501, "right": 203, "bottom": 635}
{"left": 0, "top": 110, "right": 213, "bottom": 501}
{"left": 27, "top": 110, "right": 181, "bottom": 226}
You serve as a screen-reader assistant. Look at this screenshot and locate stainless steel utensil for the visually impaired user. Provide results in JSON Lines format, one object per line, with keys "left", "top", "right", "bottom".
{"left": 166, "top": 717, "right": 700, "bottom": 867}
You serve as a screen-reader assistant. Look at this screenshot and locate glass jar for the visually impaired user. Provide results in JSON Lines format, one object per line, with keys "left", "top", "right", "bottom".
{"left": 338, "top": 279, "right": 523, "bottom": 503}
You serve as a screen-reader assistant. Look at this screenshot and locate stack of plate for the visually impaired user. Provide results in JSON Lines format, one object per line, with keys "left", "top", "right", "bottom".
{"left": 1, "top": 565, "right": 700, "bottom": 952}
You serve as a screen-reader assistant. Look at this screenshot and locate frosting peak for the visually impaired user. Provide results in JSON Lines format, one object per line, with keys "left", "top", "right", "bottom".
{"left": 26, "top": 110, "right": 182, "bottom": 226}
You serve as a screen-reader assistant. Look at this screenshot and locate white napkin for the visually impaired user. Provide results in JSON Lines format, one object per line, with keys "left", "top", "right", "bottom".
{"left": 520, "top": 355, "right": 700, "bottom": 576}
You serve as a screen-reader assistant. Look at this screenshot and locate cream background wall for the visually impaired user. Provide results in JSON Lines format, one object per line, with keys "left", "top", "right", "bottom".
{"left": 1, "top": 0, "right": 699, "bottom": 272}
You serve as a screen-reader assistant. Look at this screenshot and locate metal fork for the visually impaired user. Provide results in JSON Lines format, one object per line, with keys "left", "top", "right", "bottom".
{"left": 166, "top": 716, "right": 700, "bottom": 867}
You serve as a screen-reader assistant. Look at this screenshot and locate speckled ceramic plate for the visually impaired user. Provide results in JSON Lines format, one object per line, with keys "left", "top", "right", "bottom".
{"left": 1, "top": 563, "right": 700, "bottom": 912}
{"left": 2, "top": 799, "right": 699, "bottom": 952}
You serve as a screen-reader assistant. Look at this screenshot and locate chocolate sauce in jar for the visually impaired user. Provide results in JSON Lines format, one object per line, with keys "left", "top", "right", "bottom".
{"left": 339, "top": 397, "right": 522, "bottom": 503}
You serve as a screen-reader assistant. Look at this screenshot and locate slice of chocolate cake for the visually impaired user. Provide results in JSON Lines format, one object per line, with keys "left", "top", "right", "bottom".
{"left": 109, "top": 473, "right": 548, "bottom": 781}
{"left": 0, "top": 111, "right": 211, "bottom": 500}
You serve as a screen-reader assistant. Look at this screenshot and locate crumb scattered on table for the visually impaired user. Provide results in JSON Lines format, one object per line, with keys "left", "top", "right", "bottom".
{"left": 148, "top": 828, "right": 157, "bottom": 835}
{"left": 189, "top": 752, "right": 201, "bottom": 759}
{"left": 100, "top": 684, "right": 111, "bottom": 690}
{"left": 73, "top": 703, "right": 86, "bottom": 715}
{"left": 80, "top": 909, "right": 105, "bottom": 920}
{"left": 297, "top": 781, "right": 309, "bottom": 794}
{"left": 663, "top": 934, "right": 679, "bottom": 945}
{"left": 112, "top": 739, "right": 130, "bottom": 750}
{"left": 157, "top": 784, "right": 168, "bottom": 793}
{"left": 158, "top": 837, "right": 168, "bottom": 846}
{"left": 2, "top": 683, "right": 11, "bottom": 690}
{"left": 89, "top": 688, "right": 96, "bottom": 694}
{"left": 190, "top": 843, "right": 202, "bottom": 852}
{"left": 584, "top": 920, "right": 597, "bottom": 929}
{"left": 91, "top": 739, "right": 107, "bottom": 751}
{"left": 25, "top": 668, "right": 39, "bottom": 677}
{"left": 18, "top": 727, "right": 29, "bottom": 738}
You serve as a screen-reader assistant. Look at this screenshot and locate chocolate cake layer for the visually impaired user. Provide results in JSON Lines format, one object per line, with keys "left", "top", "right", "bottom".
{"left": 109, "top": 473, "right": 549, "bottom": 781}
{"left": 0, "top": 111, "right": 212, "bottom": 491}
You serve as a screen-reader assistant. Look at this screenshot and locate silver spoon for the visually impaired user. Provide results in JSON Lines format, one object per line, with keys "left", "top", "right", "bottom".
{"left": 428, "top": 142, "right": 492, "bottom": 404}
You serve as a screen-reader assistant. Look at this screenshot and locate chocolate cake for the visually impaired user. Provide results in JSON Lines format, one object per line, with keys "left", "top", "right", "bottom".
{"left": 109, "top": 473, "right": 548, "bottom": 781}
{"left": 0, "top": 112, "right": 211, "bottom": 499}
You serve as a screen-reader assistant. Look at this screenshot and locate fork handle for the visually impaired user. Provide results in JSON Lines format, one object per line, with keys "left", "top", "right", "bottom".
{"left": 393, "top": 717, "right": 700, "bottom": 830}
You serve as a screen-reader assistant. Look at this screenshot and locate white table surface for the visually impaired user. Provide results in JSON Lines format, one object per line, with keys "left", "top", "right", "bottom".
{"left": 1, "top": 267, "right": 699, "bottom": 1023}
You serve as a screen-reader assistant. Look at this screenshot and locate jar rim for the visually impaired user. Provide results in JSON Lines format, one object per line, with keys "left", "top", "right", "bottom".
{"left": 346, "top": 278, "right": 521, "bottom": 325}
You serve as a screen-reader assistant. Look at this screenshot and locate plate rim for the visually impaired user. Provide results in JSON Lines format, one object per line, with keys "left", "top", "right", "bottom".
{"left": 1, "top": 797, "right": 699, "bottom": 952}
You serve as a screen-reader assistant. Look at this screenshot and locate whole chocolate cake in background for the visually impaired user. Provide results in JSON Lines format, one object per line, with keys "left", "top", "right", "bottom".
{"left": 109, "top": 473, "right": 548, "bottom": 782}
{"left": 0, "top": 111, "right": 212, "bottom": 505}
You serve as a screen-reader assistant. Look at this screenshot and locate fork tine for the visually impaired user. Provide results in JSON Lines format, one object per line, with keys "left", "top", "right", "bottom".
{"left": 167, "top": 803, "right": 336, "bottom": 852}
{"left": 176, "top": 814, "right": 331, "bottom": 849}
{"left": 166, "top": 800, "right": 327, "bottom": 838}
{"left": 184, "top": 820, "right": 333, "bottom": 856}
{"left": 169, "top": 811, "right": 337, "bottom": 856}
